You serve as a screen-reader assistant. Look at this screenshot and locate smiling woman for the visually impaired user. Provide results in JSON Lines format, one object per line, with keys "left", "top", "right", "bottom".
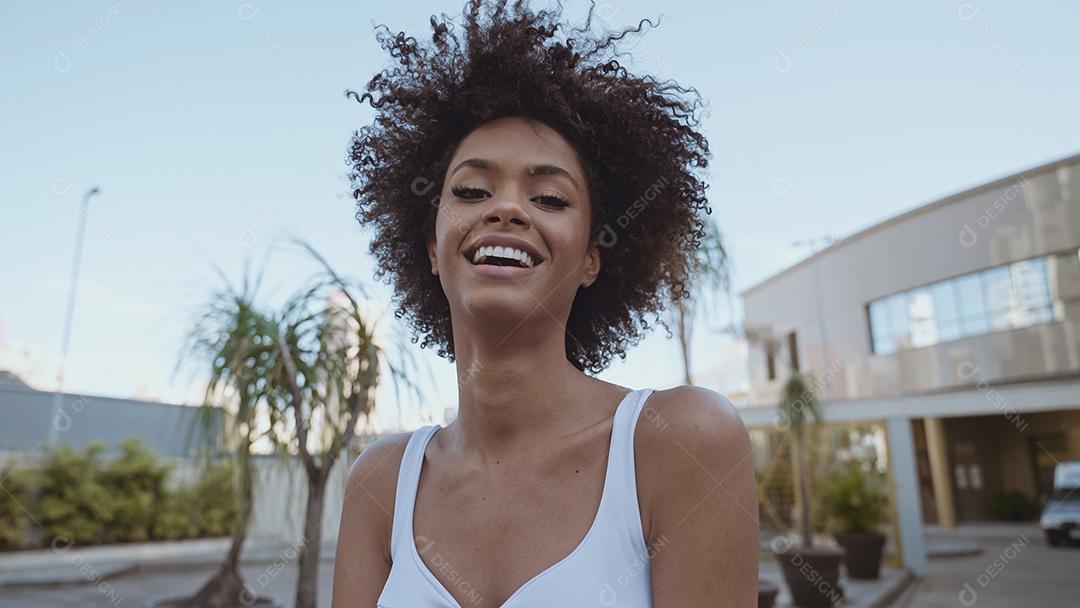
{"left": 333, "top": 1, "right": 757, "bottom": 607}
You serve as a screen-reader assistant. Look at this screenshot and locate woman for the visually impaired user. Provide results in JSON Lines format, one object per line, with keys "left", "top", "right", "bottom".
{"left": 332, "top": 1, "right": 757, "bottom": 606}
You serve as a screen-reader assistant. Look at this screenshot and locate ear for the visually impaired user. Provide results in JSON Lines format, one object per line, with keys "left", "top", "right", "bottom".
{"left": 580, "top": 241, "right": 601, "bottom": 288}
{"left": 427, "top": 233, "right": 439, "bottom": 276}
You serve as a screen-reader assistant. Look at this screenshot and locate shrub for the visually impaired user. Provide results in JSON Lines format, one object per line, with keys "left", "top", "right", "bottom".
{"left": 987, "top": 491, "right": 1038, "bottom": 521}
{"left": 158, "top": 459, "right": 238, "bottom": 539}
{"left": 3, "top": 441, "right": 238, "bottom": 551}
{"left": 0, "top": 463, "right": 37, "bottom": 549}
{"left": 100, "top": 438, "right": 173, "bottom": 543}
{"left": 819, "top": 460, "right": 888, "bottom": 534}
{"left": 33, "top": 442, "right": 114, "bottom": 546}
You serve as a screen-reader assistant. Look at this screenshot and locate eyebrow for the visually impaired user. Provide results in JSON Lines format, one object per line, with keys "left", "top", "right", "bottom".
{"left": 450, "top": 158, "right": 581, "bottom": 189}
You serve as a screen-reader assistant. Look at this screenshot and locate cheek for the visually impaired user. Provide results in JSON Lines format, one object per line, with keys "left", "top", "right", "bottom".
{"left": 434, "top": 203, "right": 471, "bottom": 257}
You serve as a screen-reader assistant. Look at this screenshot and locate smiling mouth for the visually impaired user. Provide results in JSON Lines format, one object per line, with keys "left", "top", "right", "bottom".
{"left": 464, "top": 246, "right": 543, "bottom": 269}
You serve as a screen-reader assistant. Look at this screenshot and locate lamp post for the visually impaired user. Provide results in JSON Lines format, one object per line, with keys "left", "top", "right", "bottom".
{"left": 47, "top": 186, "right": 100, "bottom": 446}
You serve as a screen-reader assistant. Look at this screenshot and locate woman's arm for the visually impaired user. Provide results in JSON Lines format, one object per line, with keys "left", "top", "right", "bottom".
{"left": 331, "top": 433, "right": 410, "bottom": 608}
{"left": 637, "top": 386, "right": 759, "bottom": 607}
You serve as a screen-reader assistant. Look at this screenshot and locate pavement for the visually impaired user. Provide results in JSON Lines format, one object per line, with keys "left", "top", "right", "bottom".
{"left": 759, "top": 562, "right": 910, "bottom": 608}
{"left": 0, "top": 539, "right": 337, "bottom": 608}
{"left": 888, "top": 524, "right": 1080, "bottom": 608}
{"left": 1, "top": 535, "right": 912, "bottom": 608}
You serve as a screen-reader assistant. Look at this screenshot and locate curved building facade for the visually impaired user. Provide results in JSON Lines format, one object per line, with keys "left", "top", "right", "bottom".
{"left": 739, "top": 153, "right": 1080, "bottom": 570}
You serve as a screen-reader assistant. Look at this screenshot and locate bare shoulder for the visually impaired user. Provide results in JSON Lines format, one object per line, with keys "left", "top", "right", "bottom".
{"left": 635, "top": 385, "right": 750, "bottom": 463}
{"left": 344, "top": 431, "right": 414, "bottom": 523}
{"left": 332, "top": 431, "right": 413, "bottom": 608}
{"left": 634, "top": 385, "right": 758, "bottom": 606}
{"left": 635, "top": 385, "right": 753, "bottom": 540}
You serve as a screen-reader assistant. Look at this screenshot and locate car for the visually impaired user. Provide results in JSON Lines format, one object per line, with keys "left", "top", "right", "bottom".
{"left": 1040, "top": 461, "right": 1080, "bottom": 547}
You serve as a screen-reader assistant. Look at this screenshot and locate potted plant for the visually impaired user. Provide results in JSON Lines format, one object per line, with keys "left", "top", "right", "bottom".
{"left": 820, "top": 459, "right": 888, "bottom": 580}
{"left": 773, "top": 373, "right": 844, "bottom": 607}
{"left": 758, "top": 579, "right": 780, "bottom": 608}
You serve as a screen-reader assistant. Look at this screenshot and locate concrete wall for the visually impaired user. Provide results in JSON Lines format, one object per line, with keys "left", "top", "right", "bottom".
{"left": 0, "top": 386, "right": 222, "bottom": 459}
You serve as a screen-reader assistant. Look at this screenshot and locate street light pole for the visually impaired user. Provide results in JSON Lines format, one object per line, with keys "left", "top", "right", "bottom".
{"left": 47, "top": 186, "right": 100, "bottom": 446}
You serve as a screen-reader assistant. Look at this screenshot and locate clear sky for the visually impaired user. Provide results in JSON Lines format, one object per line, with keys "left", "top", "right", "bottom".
{"left": 2, "top": 0, "right": 1078, "bottom": 431}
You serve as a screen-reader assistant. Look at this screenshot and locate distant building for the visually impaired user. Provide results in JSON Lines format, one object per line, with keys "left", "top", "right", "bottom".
{"left": 0, "top": 369, "right": 221, "bottom": 460}
{"left": 739, "top": 153, "right": 1080, "bottom": 574}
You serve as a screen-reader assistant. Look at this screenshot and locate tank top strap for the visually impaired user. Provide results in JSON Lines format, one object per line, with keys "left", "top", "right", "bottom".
{"left": 388, "top": 424, "right": 440, "bottom": 560}
{"left": 601, "top": 387, "right": 656, "bottom": 555}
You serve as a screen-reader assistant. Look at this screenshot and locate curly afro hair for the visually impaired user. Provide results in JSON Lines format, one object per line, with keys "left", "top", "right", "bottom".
{"left": 347, "top": 0, "right": 713, "bottom": 374}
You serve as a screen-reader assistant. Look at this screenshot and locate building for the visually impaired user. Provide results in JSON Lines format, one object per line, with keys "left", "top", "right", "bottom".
{"left": 0, "top": 370, "right": 222, "bottom": 460}
{"left": 738, "top": 153, "right": 1080, "bottom": 574}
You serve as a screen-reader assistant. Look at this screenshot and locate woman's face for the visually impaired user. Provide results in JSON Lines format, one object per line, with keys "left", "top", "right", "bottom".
{"left": 427, "top": 116, "right": 600, "bottom": 334}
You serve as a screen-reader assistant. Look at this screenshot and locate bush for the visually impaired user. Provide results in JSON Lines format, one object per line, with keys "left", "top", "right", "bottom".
{"left": 155, "top": 460, "right": 238, "bottom": 539}
{"left": 987, "top": 491, "right": 1038, "bottom": 521}
{"left": 0, "top": 463, "right": 37, "bottom": 549}
{"left": 819, "top": 460, "right": 888, "bottom": 534}
{"left": 100, "top": 438, "right": 173, "bottom": 543}
{"left": 33, "top": 442, "right": 114, "bottom": 546}
{"left": 0, "top": 439, "right": 238, "bottom": 551}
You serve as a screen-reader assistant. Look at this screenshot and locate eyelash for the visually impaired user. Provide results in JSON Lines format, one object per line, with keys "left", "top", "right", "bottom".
{"left": 450, "top": 185, "right": 570, "bottom": 209}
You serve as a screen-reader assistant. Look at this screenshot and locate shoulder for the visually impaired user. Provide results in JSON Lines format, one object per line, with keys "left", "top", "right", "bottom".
{"left": 341, "top": 431, "right": 415, "bottom": 557}
{"left": 634, "top": 386, "right": 753, "bottom": 540}
{"left": 332, "top": 431, "right": 415, "bottom": 605}
{"left": 635, "top": 385, "right": 750, "bottom": 458}
{"left": 345, "top": 430, "right": 414, "bottom": 507}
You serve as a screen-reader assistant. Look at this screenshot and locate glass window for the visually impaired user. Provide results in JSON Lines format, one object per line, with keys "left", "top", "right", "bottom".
{"left": 868, "top": 300, "right": 894, "bottom": 354}
{"left": 909, "top": 288, "right": 937, "bottom": 348}
{"left": 885, "top": 293, "right": 911, "bottom": 351}
{"left": 954, "top": 274, "right": 989, "bottom": 336}
{"left": 1012, "top": 258, "right": 1052, "bottom": 325}
{"left": 930, "top": 280, "right": 961, "bottom": 341}
{"left": 865, "top": 253, "right": 1062, "bottom": 355}
{"left": 981, "top": 266, "right": 1015, "bottom": 330}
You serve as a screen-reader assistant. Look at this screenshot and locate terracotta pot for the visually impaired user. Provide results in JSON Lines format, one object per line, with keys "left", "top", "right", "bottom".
{"left": 775, "top": 545, "right": 845, "bottom": 607}
{"left": 833, "top": 531, "right": 886, "bottom": 580}
{"left": 758, "top": 579, "right": 780, "bottom": 608}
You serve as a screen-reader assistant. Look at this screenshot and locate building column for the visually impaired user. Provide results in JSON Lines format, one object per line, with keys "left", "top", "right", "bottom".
{"left": 886, "top": 416, "right": 927, "bottom": 576}
{"left": 924, "top": 416, "right": 956, "bottom": 528}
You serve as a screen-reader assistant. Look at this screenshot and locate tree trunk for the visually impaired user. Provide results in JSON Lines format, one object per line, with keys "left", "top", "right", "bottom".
{"left": 295, "top": 472, "right": 327, "bottom": 608}
{"left": 676, "top": 299, "right": 693, "bottom": 385}
{"left": 792, "top": 434, "right": 812, "bottom": 548}
{"left": 186, "top": 446, "right": 254, "bottom": 607}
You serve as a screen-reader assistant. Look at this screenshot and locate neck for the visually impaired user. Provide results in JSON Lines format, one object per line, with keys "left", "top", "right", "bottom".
{"left": 447, "top": 316, "right": 601, "bottom": 462}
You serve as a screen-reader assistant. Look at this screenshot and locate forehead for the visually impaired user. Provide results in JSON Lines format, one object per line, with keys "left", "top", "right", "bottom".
{"left": 447, "top": 117, "right": 586, "bottom": 180}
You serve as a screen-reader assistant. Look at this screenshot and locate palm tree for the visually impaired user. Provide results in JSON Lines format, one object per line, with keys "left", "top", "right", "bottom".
{"left": 178, "top": 243, "right": 423, "bottom": 608}
{"left": 268, "top": 241, "right": 422, "bottom": 608}
{"left": 777, "top": 372, "right": 823, "bottom": 548}
{"left": 669, "top": 217, "right": 730, "bottom": 385}
{"left": 180, "top": 269, "right": 279, "bottom": 607}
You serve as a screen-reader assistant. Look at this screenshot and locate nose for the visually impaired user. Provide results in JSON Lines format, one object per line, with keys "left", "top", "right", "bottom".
{"left": 484, "top": 195, "right": 531, "bottom": 227}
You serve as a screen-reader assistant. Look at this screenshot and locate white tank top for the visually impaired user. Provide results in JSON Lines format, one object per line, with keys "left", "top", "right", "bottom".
{"left": 376, "top": 387, "right": 656, "bottom": 608}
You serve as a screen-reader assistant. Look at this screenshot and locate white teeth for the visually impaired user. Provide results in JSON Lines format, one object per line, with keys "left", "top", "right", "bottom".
{"left": 470, "top": 245, "right": 536, "bottom": 268}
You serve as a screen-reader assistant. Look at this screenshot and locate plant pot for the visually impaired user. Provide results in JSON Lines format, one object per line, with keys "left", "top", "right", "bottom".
{"left": 775, "top": 545, "right": 845, "bottom": 607}
{"left": 758, "top": 579, "right": 780, "bottom": 608}
{"left": 147, "top": 597, "right": 281, "bottom": 608}
{"left": 833, "top": 531, "right": 886, "bottom": 580}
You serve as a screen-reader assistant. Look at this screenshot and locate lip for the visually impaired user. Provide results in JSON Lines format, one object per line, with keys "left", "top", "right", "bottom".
{"left": 464, "top": 233, "right": 548, "bottom": 271}
{"left": 466, "top": 259, "right": 540, "bottom": 280}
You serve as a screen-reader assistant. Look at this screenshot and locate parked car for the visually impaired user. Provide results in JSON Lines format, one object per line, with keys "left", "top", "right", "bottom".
{"left": 1040, "top": 461, "right": 1080, "bottom": 547}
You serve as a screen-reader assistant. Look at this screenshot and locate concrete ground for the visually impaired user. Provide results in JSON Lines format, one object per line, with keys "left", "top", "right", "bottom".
{"left": 890, "top": 524, "right": 1080, "bottom": 608}
{"left": 0, "top": 558, "right": 336, "bottom": 608}
{"left": 6, "top": 524, "right": 1073, "bottom": 608}
{"left": 1, "top": 553, "right": 907, "bottom": 608}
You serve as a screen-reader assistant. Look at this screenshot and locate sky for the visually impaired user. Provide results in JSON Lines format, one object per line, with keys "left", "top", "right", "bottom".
{"left": 2, "top": 0, "right": 1078, "bottom": 432}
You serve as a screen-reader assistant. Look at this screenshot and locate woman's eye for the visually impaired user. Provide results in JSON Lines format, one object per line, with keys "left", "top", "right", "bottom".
{"left": 534, "top": 194, "right": 570, "bottom": 208}
{"left": 451, "top": 185, "right": 490, "bottom": 199}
